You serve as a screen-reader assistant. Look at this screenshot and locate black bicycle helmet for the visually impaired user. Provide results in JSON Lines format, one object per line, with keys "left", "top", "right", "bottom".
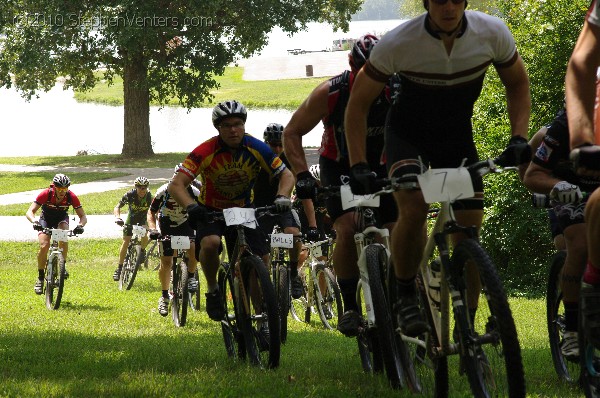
{"left": 212, "top": 100, "right": 247, "bottom": 127}
{"left": 349, "top": 34, "right": 379, "bottom": 72}
{"left": 263, "top": 123, "right": 284, "bottom": 143}
{"left": 53, "top": 173, "right": 71, "bottom": 187}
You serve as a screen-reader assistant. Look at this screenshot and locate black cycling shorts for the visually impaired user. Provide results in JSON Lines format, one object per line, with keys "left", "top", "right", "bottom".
{"left": 319, "top": 156, "right": 398, "bottom": 223}
{"left": 159, "top": 219, "right": 194, "bottom": 257}
{"left": 40, "top": 213, "right": 69, "bottom": 230}
{"left": 257, "top": 209, "right": 301, "bottom": 254}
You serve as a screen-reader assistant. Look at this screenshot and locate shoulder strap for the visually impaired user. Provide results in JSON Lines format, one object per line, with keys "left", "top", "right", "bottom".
{"left": 329, "top": 70, "right": 351, "bottom": 127}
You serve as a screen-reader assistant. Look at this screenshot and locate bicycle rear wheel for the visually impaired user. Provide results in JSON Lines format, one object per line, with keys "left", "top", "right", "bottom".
{"left": 546, "top": 250, "right": 580, "bottom": 382}
{"left": 218, "top": 262, "right": 245, "bottom": 361}
{"left": 238, "top": 255, "right": 281, "bottom": 369}
{"left": 45, "top": 253, "right": 65, "bottom": 310}
{"left": 451, "top": 239, "right": 525, "bottom": 398}
{"left": 171, "top": 257, "right": 189, "bottom": 327}
{"left": 364, "top": 244, "right": 404, "bottom": 389}
{"left": 119, "top": 244, "right": 141, "bottom": 291}
{"left": 188, "top": 269, "right": 201, "bottom": 311}
{"left": 314, "top": 263, "right": 342, "bottom": 330}
{"left": 290, "top": 265, "right": 309, "bottom": 323}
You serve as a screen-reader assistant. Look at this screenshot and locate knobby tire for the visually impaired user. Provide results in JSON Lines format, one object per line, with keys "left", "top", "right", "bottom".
{"left": 314, "top": 263, "right": 342, "bottom": 330}
{"left": 171, "top": 257, "right": 189, "bottom": 327}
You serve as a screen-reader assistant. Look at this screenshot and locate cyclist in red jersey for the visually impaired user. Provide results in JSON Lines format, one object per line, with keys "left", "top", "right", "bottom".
{"left": 565, "top": 0, "right": 600, "bottom": 349}
{"left": 25, "top": 173, "right": 87, "bottom": 295}
{"left": 284, "top": 35, "right": 399, "bottom": 336}
{"left": 168, "top": 100, "right": 295, "bottom": 322}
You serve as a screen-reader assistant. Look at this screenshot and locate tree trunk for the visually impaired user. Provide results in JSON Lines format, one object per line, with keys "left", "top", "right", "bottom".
{"left": 122, "top": 56, "right": 154, "bottom": 157}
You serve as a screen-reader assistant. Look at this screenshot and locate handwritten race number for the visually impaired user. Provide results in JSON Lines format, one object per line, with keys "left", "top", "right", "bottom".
{"left": 312, "top": 244, "right": 323, "bottom": 258}
{"left": 223, "top": 207, "right": 257, "bottom": 229}
{"left": 271, "top": 233, "right": 294, "bottom": 249}
{"left": 417, "top": 168, "right": 474, "bottom": 204}
{"left": 51, "top": 229, "right": 69, "bottom": 242}
{"left": 132, "top": 225, "right": 147, "bottom": 238}
{"left": 171, "top": 236, "right": 190, "bottom": 250}
{"left": 340, "top": 185, "right": 380, "bottom": 210}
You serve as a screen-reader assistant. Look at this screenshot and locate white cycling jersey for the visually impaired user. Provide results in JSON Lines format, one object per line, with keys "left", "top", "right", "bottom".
{"left": 151, "top": 183, "right": 200, "bottom": 227}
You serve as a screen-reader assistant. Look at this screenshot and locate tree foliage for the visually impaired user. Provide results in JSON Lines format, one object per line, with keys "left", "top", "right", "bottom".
{"left": 0, "top": 0, "right": 362, "bottom": 156}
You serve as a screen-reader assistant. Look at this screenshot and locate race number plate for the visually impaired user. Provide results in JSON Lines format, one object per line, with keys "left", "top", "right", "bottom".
{"left": 171, "top": 235, "right": 190, "bottom": 250}
{"left": 417, "top": 167, "right": 474, "bottom": 204}
{"left": 51, "top": 229, "right": 69, "bottom": 242}
{"left": 271, "top": 233, "right": 294, "bottom": 249}
{"left": 223, "top": 207, "right": 257, "bottom": 229}
{"left": 340, "top": 185, "right": 380, "bottom": 210}
{"left": 132, "top": 225, "right": 146, "bottom": 238}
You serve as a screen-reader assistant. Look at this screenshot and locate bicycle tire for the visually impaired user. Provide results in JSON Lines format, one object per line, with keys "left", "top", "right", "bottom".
{"left": 238, "top": 255, "right": 281, "bottom": 369}
{"left": 122, "top": 245, "right": 142, "bottom": 291}
{"left": 144, "top": 240, "right": 160, "bottom": 270}
{"left": 290, "top": 265, "right": 309, "bottom": 324}
{"left": 218, "top": 262, "right": 245, "bottom": 361}
{"left": 171, "top": 257, "right": 189, "bottom": 327}
{"left": 546, "top": 250, "right": 580, "bottom": 382}
{"left": 357, "top": 277, "right": 384, "bottom": 374}
{"left": 451, "top": 239, "right": 525, "bottom": 398}
{"left": 45, "top": 253, "right": 65, "bottom": 310}
{"left": 188, "top": 269, "right": 201, "bottom": 311}
{"left": 364, "top": 244, "right": 404, "bottom": 389}
{"left": 314, "top": 263, "right": 342, "bottom": 330}
{"left": 579, "top": 299, "right": 600, "bottom": 398}
{"left": 277, "top": 265, "right": 290, "bottom": 344}
{"left": 412, "top": 273, "right": 448, "bottom": 397}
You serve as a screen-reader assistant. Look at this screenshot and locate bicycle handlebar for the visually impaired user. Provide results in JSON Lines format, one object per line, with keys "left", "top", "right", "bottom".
{"left": 39, "top": 227, "right": 82, "bottom": 237}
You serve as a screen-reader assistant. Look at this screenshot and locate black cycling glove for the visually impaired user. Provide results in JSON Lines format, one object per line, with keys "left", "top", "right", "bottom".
{"left": 32, "top": 221, "right": 43, "bottom": 231}
{"left": 186, "top": 203, "right": 207, "bottom": 228}
{"left": 148, "top": 229, "right": 161, "bottom": 240}
{"left": 349, "top": 162, "right": 377, "bottom": 195}
{"left": 570, "top": 144, "right": 600, "bottom": 172}
{"left": 306, "top": 227, "right": 321, "bottom": 242}
{"left": 502, "top": 136, "right": 531, "bottom": 166}
{"left": 73, "top": 225, "right": 84, "bottom": 235}
{"left": 295, "top": 171, "right": 318, "bottom": 200}
{"left": 115, "top": 218, "right": 124, "bottom": 226}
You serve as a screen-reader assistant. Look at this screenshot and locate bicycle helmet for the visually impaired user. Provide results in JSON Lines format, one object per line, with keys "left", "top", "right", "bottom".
{"left": 263, "top": 123, "right": 284, "bottom": 143}
{"left": 309, "top": 164, "right": 320, "bottom": 182}
{"left": 53, "top": 173, "right": 71, "bottom": 187}
{"left": 349, "top": 34, "right": 378, "bottom": 72}
{"left": 134, "top": 176, "right": 150, "bottom": 187}
{"left": 212, "top": 100, "right": 247, "bottom": 127}
{"left": 423, "top": 0, "right": 468, "bottom": 10}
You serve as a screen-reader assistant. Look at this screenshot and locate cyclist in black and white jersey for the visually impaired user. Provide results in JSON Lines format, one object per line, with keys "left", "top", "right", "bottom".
{"left": 148, "top": 167, "right": 201, "bottom": 317}
{"left": 345, "top": 0, "right": 531, "bottom": 336}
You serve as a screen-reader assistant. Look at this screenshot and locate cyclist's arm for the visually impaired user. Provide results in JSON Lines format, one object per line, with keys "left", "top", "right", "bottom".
{"left": 147, "top": 208, "right": 158, "bottom": 231}
{"left": 302, "top": 198, "right": 318, "bottom": 228}
{"left": 276, "top": 167, "right": 295, "bottom": 198}
{"left": 519, "top": 127, "right": 547, "bottom": 180}
{"left": 523, "top": 162, "right": 560, "bottom": 195}
{"left": 283, "top": 80, "right": 329, "bottom": 176}
{"left": 566, "top": 19, "right": 600, "bottom": 148}
{"left": 345, "top": 68, "right": 386, "bottom": 166}
{"left": 495, "top": 55, "right": 531, "bottom": 141}
{"left": 25, "top": 202, "right": 40, "bottom": 223}
{"left": 74, "top": 207, "right": 87, "bottom": 227}
{"left": 168, "top": 171, "right": 195, "bottom": 208}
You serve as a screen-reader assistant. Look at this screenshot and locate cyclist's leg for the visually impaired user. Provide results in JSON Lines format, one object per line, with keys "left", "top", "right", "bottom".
{"left": 157, "top": 234, "right": 175, "bottom": 316}
{"left": 582, "top": 188, "right": 600, "bottom": 349}
{"left": 198, "top": 219, "right": 227, "bottom": 321}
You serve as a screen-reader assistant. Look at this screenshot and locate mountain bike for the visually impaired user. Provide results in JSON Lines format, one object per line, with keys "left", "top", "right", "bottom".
{"left": 290, "top": 236, "right": 342, "bottom": 331}
{"left": 144, "top": 238, "right": 161, "bottom": 271}
{"left": 118, "top": 224, "right": 147, "bottom": 291}
{"left": 387, "top": 148, "right": 527, "bottom": 397}
{"left": 188, "top": 269, "right": 201, "bottom": 311}
{"left": 168, "top": 235, "right": 192, "bottom": 327}
{"left": 213, "top": 205, "right": 281, "bottom": 369}
{"left": 39, "top": 227, "right": 82, "bottom": 310}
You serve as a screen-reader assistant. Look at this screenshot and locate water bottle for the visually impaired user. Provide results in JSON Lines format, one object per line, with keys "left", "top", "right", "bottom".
{"left": 428, "top": 257, "right": 442, "bottom": 309}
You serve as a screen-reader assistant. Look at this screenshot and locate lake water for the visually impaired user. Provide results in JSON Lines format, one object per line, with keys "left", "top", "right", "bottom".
{"left": 1, "top": 19, "right": 405, "bottom": 157}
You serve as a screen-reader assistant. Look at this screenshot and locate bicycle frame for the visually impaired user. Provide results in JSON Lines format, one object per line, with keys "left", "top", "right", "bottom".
{"left": 302, "top": 237, "right": 335, "bottom": 316}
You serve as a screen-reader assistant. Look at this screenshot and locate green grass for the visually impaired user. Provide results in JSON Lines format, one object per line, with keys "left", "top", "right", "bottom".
{"left": 0, "top": 171, "right": 127, "bottom": 195}
{"left": 74, "top": 67, "right": 324, "bottom": 110}
{"left": 0, "top": 240, "right": 585, "bottom": 397}
{"left": 0, "top": 153, "right": 188, "bottom": 168}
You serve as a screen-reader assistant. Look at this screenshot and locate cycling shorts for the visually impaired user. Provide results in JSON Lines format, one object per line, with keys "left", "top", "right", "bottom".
{"left": 547, "top": 209, "right": 563, "bottom": 239}
{"left": 39, "top": 213, "right": 69, "bottom": 230}
{"left": 257, "top": 209, "right": 301, "bottom": 254}
{"left": 159, "top": 220, "right": 194, "bottom": 257}
{"left": 552, "top": 195, "right": 588, "bottom": 232}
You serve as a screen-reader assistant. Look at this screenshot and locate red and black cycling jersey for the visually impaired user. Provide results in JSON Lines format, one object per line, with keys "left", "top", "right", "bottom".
{"left": 532, "top": 108, "right": 600, "bottom": 192}
{"left": 180, "top": 134, "right": 287, "bottom": 209}
{"left": 116, "top": 189, "right": 153, "bottom": 225}
{"left": 34, "top": 185, "right": 82, "bottom": 220}
{"left": 319, "top": 70, "right": 398, "bottom": 165}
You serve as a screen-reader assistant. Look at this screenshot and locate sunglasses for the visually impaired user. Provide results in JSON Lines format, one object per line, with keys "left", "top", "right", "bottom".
{"left": 135, "top": 186, "right": 148, "bottom": 190}
{"left": 219, "top": 121, "right": 245, "bottom": 129}
{"left": 55, "top": 187, "right": 68, "bottom": 192}
{"left": 431, "top": 0, "right": 465, "bottom": 4}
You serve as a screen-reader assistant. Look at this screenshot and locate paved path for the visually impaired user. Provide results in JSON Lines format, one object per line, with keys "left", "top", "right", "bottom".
{"left": 240, "top": 51, "right": 348, "bottom": 81}
{"left": 0, "top": 148, "right": 321, "bottom": 241}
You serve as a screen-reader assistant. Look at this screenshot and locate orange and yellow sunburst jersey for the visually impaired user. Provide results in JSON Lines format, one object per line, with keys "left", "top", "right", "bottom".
{"left": 179, "top": 134, "right": 286, "bottom": 209}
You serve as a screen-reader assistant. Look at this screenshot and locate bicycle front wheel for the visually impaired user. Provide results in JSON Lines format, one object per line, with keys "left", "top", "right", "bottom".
{"left": 546, "top": 250, "right": 580, "bottom": 382}
{"left": 364, "top": 244, "right": 404, "bottom": 389}
{"left": 314, "top": 263, "right": 342, "bottom": 330}
{"left": 452, "top": 239, "right": 525, "bottom": 398}
{"left": 218, "top": 262, "right": 245, "bottom": 361}
{"left": 579, "top": 300, "right": 600, "bottom": 398}
{"left": 276, "top": 265, "right": 290, "bottom": 344}
{"left": 120, "top": 244, "right": 141, "bottom": 291}
{"left": 144, "top": 240, "right": 161, "bottom": 271}
{"left": 238, "top": 255, "right": 281, "bottom": 369}
{"left": 171, "top": 258, "right": 189, "bottom": 327}
{"left": 188, "top": 269, "right": 201, "bottom": 311}
{"left": 290, "top": 265, "right": 309, "bottom": 324}
{"left": 45, "top": 253, "right": 65, "bottom": 310}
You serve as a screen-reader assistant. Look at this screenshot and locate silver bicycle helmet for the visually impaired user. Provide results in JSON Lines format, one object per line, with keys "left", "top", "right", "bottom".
{"left": 53, "top": 173, "right": 71, "bottom": 187}
{"left": 263, "top": 123, "right": 284, "bottom": 143}
{"left": 134, "top": 176, "right": 150, "bottom": 187}
{"left": 212, "top": 100, "right": 247, "bottom": 127}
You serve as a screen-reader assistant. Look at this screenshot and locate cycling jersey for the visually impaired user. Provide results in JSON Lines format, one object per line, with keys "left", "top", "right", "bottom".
{"left": 179, "top": 134, "right": 287, "bottom": 209}
{"left": 588, "top": 0, "right": 600, "bottom": 26}
{"left": 319, "top": 70, "right": 397, "bottom": 165}
{"left": 150, "top": 183, "right": 200, "bottom": 227}
{"left": 35, "top": 185, "right": 81, "bottom": 221}
{"left": 532, "top": 108, "right": 600, "bottom": 193}
{"left": 116, "top": 189, "right": 153, "bottom": 225}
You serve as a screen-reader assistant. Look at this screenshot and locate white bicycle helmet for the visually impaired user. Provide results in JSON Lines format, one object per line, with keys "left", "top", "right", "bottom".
{"left": 134, "top": 176, "right": 150, "bottom": 187}
{"left": 309, "top": 164, "right": 320, "bottom": 181}
{"left": 53, "top": 173, "right": 71, "bottom": 187}
{"left": 212, "top": 100, "right": 247, "bottom": 127}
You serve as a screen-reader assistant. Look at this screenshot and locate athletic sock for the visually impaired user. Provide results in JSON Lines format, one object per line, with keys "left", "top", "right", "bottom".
{"left": 583, "top": 261, "right": 600, "bottom": 285}
{"left": 162, "top": 290, "right": 169, "bottom": 299}
{"left": 337, "top": 277, "right": 359, "bottom": 313}
{"left": 38, "top": 269, "right": 45, "bottom": 280}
